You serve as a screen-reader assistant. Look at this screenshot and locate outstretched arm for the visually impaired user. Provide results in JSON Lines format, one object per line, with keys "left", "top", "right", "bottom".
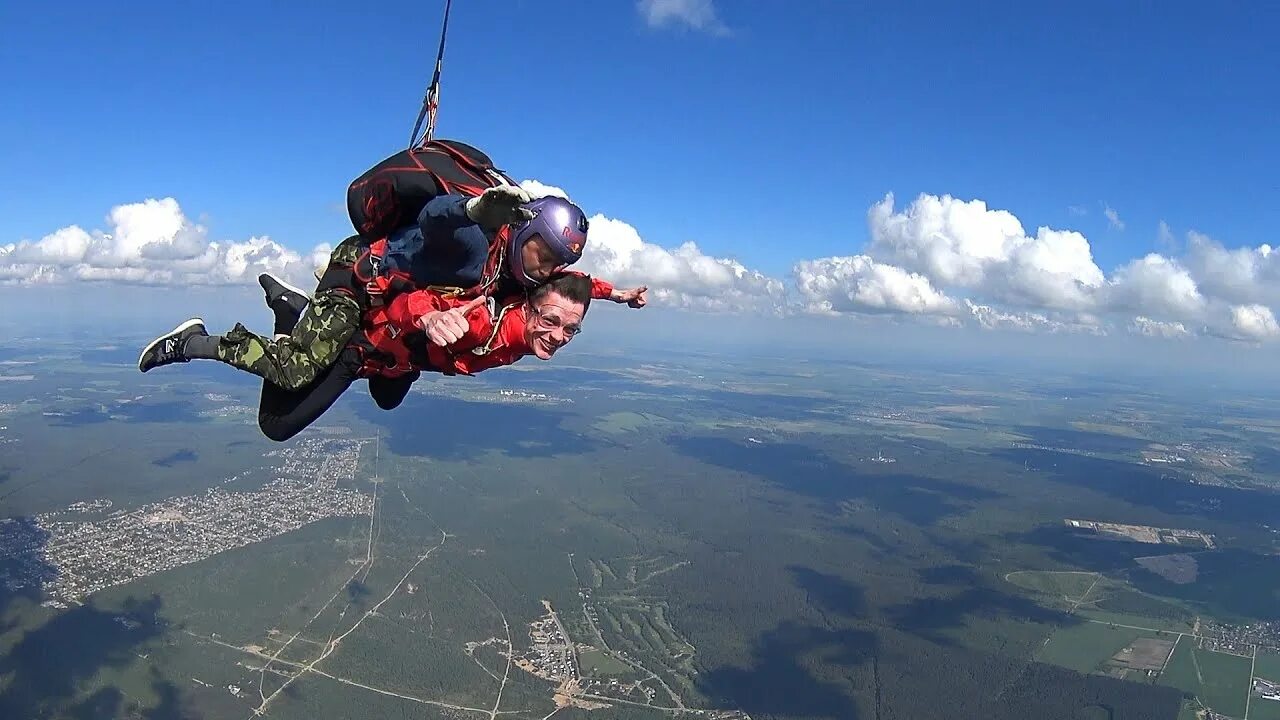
{"left": 606, "top": 283, "right": 648, "bottom": 308}
{"left": 572, "top": 273, "right": 649, "bottom": 308}
{"left": 589, "top": 276, "right": 614, "bottom": 300}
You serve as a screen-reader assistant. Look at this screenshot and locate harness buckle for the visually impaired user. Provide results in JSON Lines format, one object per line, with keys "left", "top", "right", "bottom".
{"left": 360, "top": 248, "right": 387, "bottom": 306}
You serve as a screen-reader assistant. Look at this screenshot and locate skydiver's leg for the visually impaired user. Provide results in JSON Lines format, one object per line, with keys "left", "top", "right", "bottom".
{"left": 163, "top": 290, "right": 360, "bottom": 390}
{"left": 138, "top": 238, "right": 367, "bottom": 390}
{"left": 255, "top": 272, "right": 309, "bottom": 414}
{"left": 256, "top": 348, "right": 362, "bottom": 442}
{"left": 259, "top": 273, "right": 310, "bottom": 337}
{"left": 368, "top": 371, "right": 420, "bottom": 411}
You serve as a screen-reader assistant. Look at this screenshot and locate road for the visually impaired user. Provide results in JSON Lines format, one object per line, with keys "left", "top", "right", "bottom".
{"left": 546, "top": 600, "right": 580, "bottom": 679}
{"left": 194, "top": 631, "right": 519, "bottom": 714}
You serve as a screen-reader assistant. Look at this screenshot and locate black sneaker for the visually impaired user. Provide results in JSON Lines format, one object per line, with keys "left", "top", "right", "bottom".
{"left": 258, "top": 273, "right": 310, "bottom": 335}
{"left": 138, "top": 318, "right": 207, "bottom": 373}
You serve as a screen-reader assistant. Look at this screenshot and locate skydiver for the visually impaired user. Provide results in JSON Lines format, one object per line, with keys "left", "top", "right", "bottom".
{"left": 143, "top": 270, "right": 597, "bottom": 441}
{"left": 135, "top": 188, "right": 647, "bottom": 395}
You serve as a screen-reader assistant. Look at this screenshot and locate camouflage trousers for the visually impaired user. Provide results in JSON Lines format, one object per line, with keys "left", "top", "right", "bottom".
{"left": 212, "top": 238, "right": 366, "bottom": 391}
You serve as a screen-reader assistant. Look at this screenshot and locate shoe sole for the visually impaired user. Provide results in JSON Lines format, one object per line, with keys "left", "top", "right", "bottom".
{"left": 259, "top": 273, "right": 311, "bottom": 302}
{"left": 138, "top": 318, "right": 204, "bottom": 372}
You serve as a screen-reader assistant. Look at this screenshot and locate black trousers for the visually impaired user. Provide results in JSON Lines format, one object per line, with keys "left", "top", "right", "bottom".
{"left": 256, "top": 348, "right": 420, "bottom": 442}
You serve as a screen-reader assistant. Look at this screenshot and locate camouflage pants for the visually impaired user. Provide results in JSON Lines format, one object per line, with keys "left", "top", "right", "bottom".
{"left": 213, "top": 239, "right": 366, "bottom": 391}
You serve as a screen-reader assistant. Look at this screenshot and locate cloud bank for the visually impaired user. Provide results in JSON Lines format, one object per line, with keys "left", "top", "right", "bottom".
{"left": 0, "top": 198, "right": 328, "bottom": 292}
{"left": 7, "top": 186, "right": 1278, "bottom": 344}
{"left": 570, "top": 188, "right": 1279, "bottom": 344}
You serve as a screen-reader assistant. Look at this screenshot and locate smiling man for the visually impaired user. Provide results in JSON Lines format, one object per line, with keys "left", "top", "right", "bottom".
{"left": 137, "top": 272, "right": 596, "bottom": 442}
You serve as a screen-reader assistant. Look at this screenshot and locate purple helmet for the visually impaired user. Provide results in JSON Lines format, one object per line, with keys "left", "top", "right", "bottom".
{"left": 506, "top": 195, "right": 589, "bottom": 287}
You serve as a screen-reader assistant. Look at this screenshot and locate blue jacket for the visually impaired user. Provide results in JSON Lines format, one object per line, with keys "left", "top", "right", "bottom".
{"left": 381, "top": 193, "right": 493, "bottom": 289}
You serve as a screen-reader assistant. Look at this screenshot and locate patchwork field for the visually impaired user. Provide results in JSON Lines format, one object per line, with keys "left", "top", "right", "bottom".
{"left": 1157, "top": 639, "right": 1252, "bottom": 719}
{"left": 1035, "top": 622, "right": 1174, "bottom": 676}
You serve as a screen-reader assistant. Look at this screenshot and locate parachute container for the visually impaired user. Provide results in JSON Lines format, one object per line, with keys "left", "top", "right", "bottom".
{"left": 346, "top": 139, "right": 516, "bottom": 240}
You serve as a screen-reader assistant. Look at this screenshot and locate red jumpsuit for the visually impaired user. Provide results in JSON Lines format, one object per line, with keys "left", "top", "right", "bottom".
{"left": 356, "top": 275, "right": 614, "bottom": 378}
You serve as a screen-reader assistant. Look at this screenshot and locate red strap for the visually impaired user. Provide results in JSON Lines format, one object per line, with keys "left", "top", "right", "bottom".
{"left": 427, "top": 141, "right": 515, "bottom": 195}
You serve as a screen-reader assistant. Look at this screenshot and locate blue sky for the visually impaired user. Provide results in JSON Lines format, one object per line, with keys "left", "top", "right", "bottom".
{"left": 2, "top": 0, "right": 1278, "bottom": 346}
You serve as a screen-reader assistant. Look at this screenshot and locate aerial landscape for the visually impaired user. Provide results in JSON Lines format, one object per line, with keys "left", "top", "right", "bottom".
{"left": 4, "top": 2, "right": 1277, "bottom": 719}
{"left": 2, "top": 331, "right": 1279, "bottom": 719}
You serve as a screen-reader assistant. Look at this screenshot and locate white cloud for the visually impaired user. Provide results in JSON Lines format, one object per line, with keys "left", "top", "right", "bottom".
{"left": 1129, "top": 316, "right": 1190, "bottom": 339}
{"left": 0, "top": 198, "right": 324, "bottom": 291}
{"left": 962, "top": 300, "right": 1103, "bottom": 336}
{"left": 819, "top": 191, "right": 1279, "bottom": 343}
{"left": 868, "top": 192, "right": 1017, "bottom": 287}
{"left": 793, "top": 255, "right": 959, "bottom": 316}
{"left": 520, "top": 177, "right": 786, "bottom": 313}
{"left": 519, "top": 179, "right": 569, "bottom": 201}
{"left": 4, "top": 226, "right": 93, "bottom": 265}
{"left": 1228, "top": 304, "right": 1280, "bottom": 342}
{"left": 1182, "top": 231, "right": 1279, "bottom": 306}
{"left": 636, "top": 0, "right": 730, "bottom": 35}
{"left": 575, "top": 214, "right": 786, "bottom": 314}
{"left": 964, "top": 301, "right": 1033, "bottom": 332}
{"left": 1104, "top": 253, "right": 1206, "bottom": 321}
{"left": 866, "top": 193, "right": 1105, "bottom": 311}
{"left": 520, "top": 178, "right": 787, "bottom": 312}
{"left": 963, "top": 299, "right": 1057, "bottom": 333}
{"left": 999, "top": 228, "right": 1104, "bottom": 311}
{"left": 1103, "top": 204, "right": 1125, "bottom": 231}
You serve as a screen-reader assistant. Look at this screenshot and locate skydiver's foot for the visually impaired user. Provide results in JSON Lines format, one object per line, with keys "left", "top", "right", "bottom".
{"left": 138, "top": 319, "right": 208, "bottom": 373}
{"left": 258, "top": 273, "right": 310, "bottom": 336}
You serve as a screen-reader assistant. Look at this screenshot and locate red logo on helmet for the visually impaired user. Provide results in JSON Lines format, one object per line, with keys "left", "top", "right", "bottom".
{"left": 563, "top": 226, "right": 584, "bottom": 255}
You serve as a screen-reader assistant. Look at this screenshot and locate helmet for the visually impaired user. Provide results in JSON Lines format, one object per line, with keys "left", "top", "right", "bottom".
{"left": 506, "top": 196, "right": 589, "bottom": 287}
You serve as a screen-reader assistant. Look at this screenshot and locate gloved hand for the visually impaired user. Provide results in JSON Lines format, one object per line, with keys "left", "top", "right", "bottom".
{"left": 418, "top": 296, "right": 488, "bottom": 347}
{"left": 464, "top": 185, "right": 535, "bottom": 230}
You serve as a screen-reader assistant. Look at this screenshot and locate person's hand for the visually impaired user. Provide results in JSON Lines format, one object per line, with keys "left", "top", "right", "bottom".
{"left": 612, "top": 286, "right": 648, "bottom": 308}
{"left": 418, "top": 296, "right": 488, "bottom": 347}
{"left": 464, "top": 185, "right": 534, "bottom": 229}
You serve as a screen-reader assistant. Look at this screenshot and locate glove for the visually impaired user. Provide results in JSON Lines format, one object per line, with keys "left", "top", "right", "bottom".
{"left": 418, "top": 296, "right": 488, "bottom": 347}
{"left": 464, "top": 185, "right": 535, "bottom": 230}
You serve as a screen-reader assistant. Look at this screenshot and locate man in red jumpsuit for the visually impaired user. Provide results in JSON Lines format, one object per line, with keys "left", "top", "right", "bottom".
{"left": 253, "top": 271, "right": 599, "bottom": 441}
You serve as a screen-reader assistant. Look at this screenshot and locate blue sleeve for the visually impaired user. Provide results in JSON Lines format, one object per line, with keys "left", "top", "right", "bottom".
{"left": 417, "top": 194, "right": 485, "bottom": 260}
{"left": 403, "top": 193, "right": 490, "bottom": 287}
{"left": 418, "top": 193, "right": 475, "bottom": 233}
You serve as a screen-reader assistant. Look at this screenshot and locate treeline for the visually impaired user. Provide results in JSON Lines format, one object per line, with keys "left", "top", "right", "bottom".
{"left": 690, "top": 617, "right": 1186, "bottom": 719}
{"left": 997, "top": 662, "right": 1184, "bottom": 719}
{"left": 1094, "top": 587, "right": 1192, "bottom": 623}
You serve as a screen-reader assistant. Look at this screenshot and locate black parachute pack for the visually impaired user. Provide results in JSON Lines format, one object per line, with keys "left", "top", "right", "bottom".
{"left": 346, "top": 139, "right": 517, "bottom": 240}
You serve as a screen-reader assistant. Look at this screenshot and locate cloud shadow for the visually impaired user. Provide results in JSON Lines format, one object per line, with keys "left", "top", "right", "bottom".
{"left": 672, "top": 435, "right": 1003, "bottom": 527}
